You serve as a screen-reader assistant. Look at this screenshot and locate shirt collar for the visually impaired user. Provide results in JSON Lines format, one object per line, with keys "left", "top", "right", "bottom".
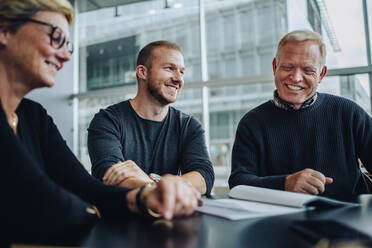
{"left": 272, "top": 90, "right": 318, "bottom": 111}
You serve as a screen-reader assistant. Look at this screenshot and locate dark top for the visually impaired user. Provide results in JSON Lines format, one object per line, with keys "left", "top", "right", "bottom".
{"left": 1, "top": 99, "right": 131, "bottom": 247}
{"left": 88, "top": 100, "right": 214, "bottom": 195}
{"left": 229, "top": 93, "right": 372, "bottom": 201}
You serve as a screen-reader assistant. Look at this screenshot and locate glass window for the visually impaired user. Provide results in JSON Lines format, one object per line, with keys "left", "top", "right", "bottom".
{"left": 77, "top": 0, "right": 201, "bottom": 168}
{"left": 323, "top": 0, "right": 368, "bottom": 68}
{"left": 319, "top": 74, "right": 371, "bottom": 114}
{"left": 76, "top": 0, "right": 372, "bottom": 190}
{"left": 208, "top": 82, "right": 274, "bottom": 188}
{"left": 172, "top": 88, "right": 203, "bottom": 122}
{"left": 222, "top": 12, "right": 236, "bottom": 51}
{"left": 288, "top": 0, "right": 368, "bottom": 68}
{"left": 205, "top": 0, "right": 285, "bottom": 81}
{"left": 368, "top": 0, "right": 372, "bottom": 65}
{"left": 239, "top": 7, "right": 255, "bottom": 48}
{"left": 79, "top": 0, "right": 201, "bottom": 92}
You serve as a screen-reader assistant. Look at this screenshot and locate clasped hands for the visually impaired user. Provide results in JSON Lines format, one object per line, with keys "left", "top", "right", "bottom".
{"left": 104, "top": 161, "right": 201, "bottom": 220}
{"left": 285, "top": 168, "right": 333, "bottom": 195}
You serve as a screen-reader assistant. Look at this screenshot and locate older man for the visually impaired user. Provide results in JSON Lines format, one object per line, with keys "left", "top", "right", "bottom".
{"left": 229, "top": 30, "right": 372, "bottom": 201}
{"left": 88, "top": 40, "right": 214, "bottom": 195}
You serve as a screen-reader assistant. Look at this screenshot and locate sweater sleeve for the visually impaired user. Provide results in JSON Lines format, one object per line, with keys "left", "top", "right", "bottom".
{"left": 180, "top": 116, "right": 215, "bottom": 195}
{"left": 229, "top": 113, "right": 287, "bottom": 190}
{"left": 353, "top": 105, "right": 372, "bottom": 174}
{"left": 87, "top": 108, "right": 125, "bottom": 180}
{"left": 37, "top": 105, "right": 131, "bottom": 218}
{"left": 0, "top": 105, "right": 97, "bottom": 245}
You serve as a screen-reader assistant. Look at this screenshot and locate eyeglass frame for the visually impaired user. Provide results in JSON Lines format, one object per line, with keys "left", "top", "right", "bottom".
{"left": 10, "top": 18, "right": 73, "bottom": 55}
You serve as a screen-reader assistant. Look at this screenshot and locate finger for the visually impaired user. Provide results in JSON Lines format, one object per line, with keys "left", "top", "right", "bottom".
{"left": 122, "top": 160, "right": 141, "bottom": 170}
{"left": 105, "top": 164, "right": 127, "bottom": 185}
{"left": 192, "top": 187, "right": 201, "bottom": 200}
{"left": 325, "top": 177, "right": 333, "bottom": 184}
{"left": 180, "top": 181, "right": 199, "bottom": 216}
{"left": 121, "top": 161, "right": 152, "bottom": 182}
{"left": 102, "top": 164, "right": 117, "bottom": 182}
{"left": 296, "top": 188, "right": 309, "bottom": 194}
{"left": 103, "top": 169, "right": 118, "bottom": 185}
{"left": 103, "top": 161, "right": 124, "bottom": 182}
{"left": 159, "top": 178, "right": 175, "bottom": 220}
{"left": 310, "top": 170, "right": 327, "bottom": 183}
{"left": 102, "top": 169, "right": 111, "bottom": 182}
{"left": 307, "top": 176, "right": 325, "bottom": 193}
{"left": 105, "top": 167, "right": 120, "bottom": 185}
{"left": 301, "top": 183, "right": 320, "bottom": 195}
{"left": 185, "top": 193, "right": 198, "bottom": 216}
{"left": 112, "top": 165, "right": 136, "bottom": 183}
{"left": 176, "top": 186, "right": 192, "bottom": 216}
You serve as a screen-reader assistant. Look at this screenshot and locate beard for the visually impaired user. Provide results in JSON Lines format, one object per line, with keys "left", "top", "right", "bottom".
{"left": 147, "top": 79, "right": 174, "bottom": 106}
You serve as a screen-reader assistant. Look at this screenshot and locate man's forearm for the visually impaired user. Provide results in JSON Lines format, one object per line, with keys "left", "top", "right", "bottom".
{"left": 118, "top": 177, "right": 151, "bottom": 189}
{"left": 118, "top": 172, "right": 207, "bottom": 194}
{"left": 181, "top": 171, "right": 207, "bottom": 194}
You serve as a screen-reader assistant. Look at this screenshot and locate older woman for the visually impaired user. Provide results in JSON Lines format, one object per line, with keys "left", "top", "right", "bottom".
{"left": 0, "top": 0, "right": 200, "bottom": 246}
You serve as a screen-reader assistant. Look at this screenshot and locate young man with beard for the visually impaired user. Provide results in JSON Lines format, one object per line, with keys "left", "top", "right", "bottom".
{"left": 88, "top": 41, "right": 214, "bottom": 195}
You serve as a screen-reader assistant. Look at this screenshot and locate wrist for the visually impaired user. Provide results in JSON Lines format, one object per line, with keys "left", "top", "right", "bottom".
{"left": 284, "top": 174, "right": 294, "bottom": 191}
{"left": 134, "top": 183, "right": 160, "bottom": 218}
{"left": 120, "top": 177, "right": 154, "bottom": 188}
{"left": 136, "top": 184, "right": 149, "bottom": 214}
{"left": 149, "top": 173, "right": 161, "bottom": 183}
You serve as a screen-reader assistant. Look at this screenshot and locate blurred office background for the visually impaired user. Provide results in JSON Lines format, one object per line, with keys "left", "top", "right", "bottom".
{"left": 28, "top": 0, "right": 372, "bottom": 193}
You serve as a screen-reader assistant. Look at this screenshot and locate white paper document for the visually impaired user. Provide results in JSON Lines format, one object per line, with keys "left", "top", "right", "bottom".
{"left": 197, "top": 198, "right": 304, "bottom": 220}
{"left": 197, "top": 185, "right": 358, "bottom": 220}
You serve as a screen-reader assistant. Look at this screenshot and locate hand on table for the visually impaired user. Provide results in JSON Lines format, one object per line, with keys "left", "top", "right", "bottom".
{"left": 285, "top": 168, "right": 333, "bottom": 195}
{"left": 129, "top": 174, "right": 202, "bottom": 220}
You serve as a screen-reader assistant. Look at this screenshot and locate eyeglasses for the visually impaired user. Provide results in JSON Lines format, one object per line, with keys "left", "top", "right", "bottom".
{"left": 15, "top": 18, "right": 73, "bottom": 54}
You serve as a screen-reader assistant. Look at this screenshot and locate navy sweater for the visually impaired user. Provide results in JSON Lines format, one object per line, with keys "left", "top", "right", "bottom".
{"left": 229, "top": 93, "right": 372, "bottom": 201}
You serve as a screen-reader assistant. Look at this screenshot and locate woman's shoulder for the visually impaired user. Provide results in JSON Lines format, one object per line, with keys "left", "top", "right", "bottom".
{"left": 19, "top": 98, "right": 46, "bottom": 113}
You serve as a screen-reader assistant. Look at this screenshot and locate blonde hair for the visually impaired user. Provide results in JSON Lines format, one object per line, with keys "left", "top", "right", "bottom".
{"left": 275, "top": 29, "right": 327, "bottom": 66}
{"left": 0, "top": 0, "right": 74, "bottom": 32}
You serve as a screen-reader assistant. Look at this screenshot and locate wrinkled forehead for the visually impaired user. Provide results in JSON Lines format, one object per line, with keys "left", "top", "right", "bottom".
{"left": 277, "top": 41, "right": 323, "bottom": 64}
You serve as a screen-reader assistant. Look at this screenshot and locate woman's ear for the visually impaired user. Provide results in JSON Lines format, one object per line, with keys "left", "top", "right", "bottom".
{"left": 0, "top": 21, "right": 11, "bottom": 46}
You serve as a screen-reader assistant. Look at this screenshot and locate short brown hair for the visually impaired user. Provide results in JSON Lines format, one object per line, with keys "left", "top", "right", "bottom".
{"left": 0, "top": 0, "right": 74, "bottom": 33}
{"left": 276, "top": 29, "right": 327, "bottom": 66}
{"left": 136, "top": 40, "right": 182, "bottom": 69}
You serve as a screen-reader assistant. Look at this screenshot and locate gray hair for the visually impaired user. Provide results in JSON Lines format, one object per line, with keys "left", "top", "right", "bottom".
{"left": 275, "top": 29, "right": 327, "bottom": 66}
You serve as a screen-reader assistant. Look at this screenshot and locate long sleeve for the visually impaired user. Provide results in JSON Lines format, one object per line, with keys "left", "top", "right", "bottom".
{"left": 229, "top": 112, "right": 287, "bottom": 190}
{"left": 180, "top": 116, "right": 215, "bottom": 195}
{"left": 88, "top": 108, "right": 125, "bottom": 180}
{"left": 0, "top": 105, "right": 97, "bottom": 246}
{"left": 34, "top": 103, "right": 131, "bottom": 218}
{"left": 352, "top": 104, "right": 372, "bottom": 174}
